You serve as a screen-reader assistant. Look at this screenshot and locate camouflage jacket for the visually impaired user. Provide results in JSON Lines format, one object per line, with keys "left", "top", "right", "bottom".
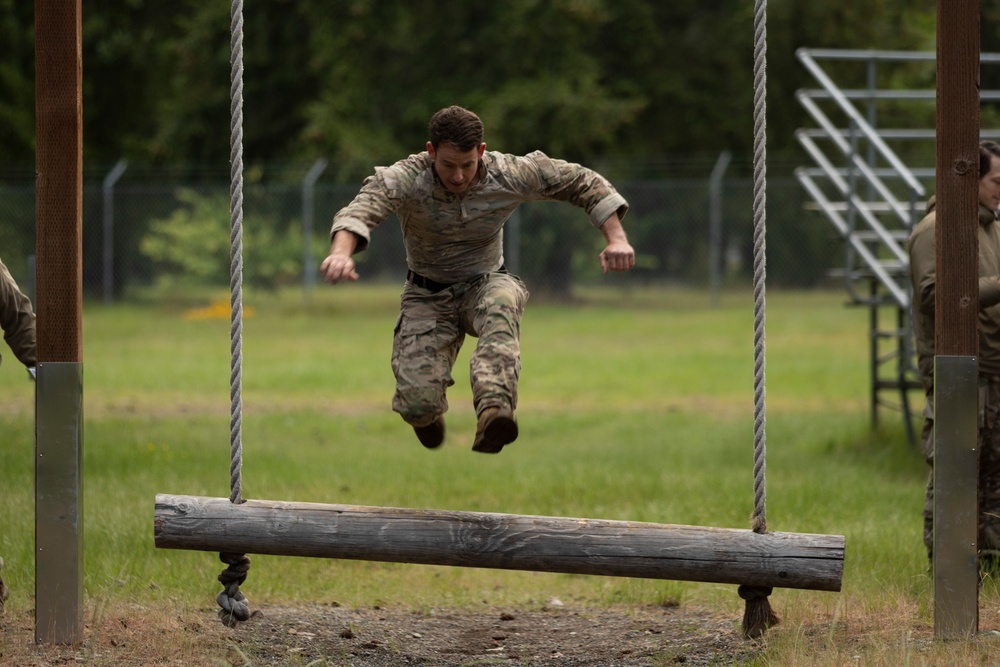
{"left": 330, "top": 150, "right": 629, "bottom": 284}
{"left": 909, "top": 199, "right": 1000, "bottom": 381}
{"left": 0, "top": 258, "right": 36, "bottom": 369}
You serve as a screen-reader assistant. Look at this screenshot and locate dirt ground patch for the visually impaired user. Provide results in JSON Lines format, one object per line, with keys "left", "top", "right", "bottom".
{"left": 229, "top": 602, "right": 757, "bottom": 666}
{"left": 1, "top": 602, "right": 759, "bottom": 666}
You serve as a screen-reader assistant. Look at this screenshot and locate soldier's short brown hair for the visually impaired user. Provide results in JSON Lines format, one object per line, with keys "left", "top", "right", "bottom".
{"left": 982, "top": 140, "right": 1000, "bottom": 179}
{"left": 429, "top": 106, "right": 484, "bottom": 152}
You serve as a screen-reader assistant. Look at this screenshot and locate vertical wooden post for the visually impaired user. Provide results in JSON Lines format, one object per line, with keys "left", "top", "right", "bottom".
{"left": 34, "top": 0, "right": 84, "bottom": 645}
{"left": 933, "top": 0, "right": 981, "bottom": 640}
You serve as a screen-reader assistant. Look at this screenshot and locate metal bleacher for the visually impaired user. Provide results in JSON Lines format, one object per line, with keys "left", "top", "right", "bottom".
{"left": 794, "top": 48, "right": 1000, "bottom": 446}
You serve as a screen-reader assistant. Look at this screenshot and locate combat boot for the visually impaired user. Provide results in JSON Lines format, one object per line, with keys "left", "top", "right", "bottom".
{"left": 413, "top": 417, "right": 446, "bottom": 449}
{"left": 472, "top": 407, "right": 518, "bottom": 454}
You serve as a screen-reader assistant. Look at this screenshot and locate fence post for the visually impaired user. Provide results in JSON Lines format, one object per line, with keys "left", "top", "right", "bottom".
{"left": 102, "top": 159, "right": 127, "bottom": 304}
{"left": 302, "top": 158, "right": 328, "bottom": 299}
{"left": 709, "top": 150, "right": 732, "bottom": 307}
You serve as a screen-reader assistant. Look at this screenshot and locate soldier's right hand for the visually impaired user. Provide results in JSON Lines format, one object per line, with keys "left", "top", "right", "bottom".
{"left": 320, "top": 254, "right": 360, "bottom": 284}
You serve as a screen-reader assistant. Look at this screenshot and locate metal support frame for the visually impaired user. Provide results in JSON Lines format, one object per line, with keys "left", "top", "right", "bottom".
{"left": 795, "top": 48, "right": 1000, "bottom": 444}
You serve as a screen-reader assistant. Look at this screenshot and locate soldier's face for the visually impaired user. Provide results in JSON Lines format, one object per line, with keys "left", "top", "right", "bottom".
{"left": 428, "top": 141, "right": 485, "bottom": 195}
{"left": 982, "top": 155, "right": 1000, "bottom": 212}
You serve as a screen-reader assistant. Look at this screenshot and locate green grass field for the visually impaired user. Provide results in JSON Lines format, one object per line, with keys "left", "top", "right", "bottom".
{"left": 2, "top": 285, "right": 997, "bottom": 665}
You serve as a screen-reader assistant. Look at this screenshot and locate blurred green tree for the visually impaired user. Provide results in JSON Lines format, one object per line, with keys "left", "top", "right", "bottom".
{"left": 4, "top": 0, "right": 950, "bottom": 168}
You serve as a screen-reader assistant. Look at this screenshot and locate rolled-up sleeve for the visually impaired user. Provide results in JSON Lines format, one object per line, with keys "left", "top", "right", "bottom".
{"left": 590, "top": 192, "right": 629, "bottom": 228}
{"left": 518, "top": 151, "right": 629, "bottom": 228}
{"left": 330, "top": 168, "right": 400, "bottom": 254}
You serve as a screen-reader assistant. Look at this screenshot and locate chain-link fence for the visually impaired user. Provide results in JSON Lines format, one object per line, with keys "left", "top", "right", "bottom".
{"left": 0, "top": 163, "right": 843, "bottom": 304}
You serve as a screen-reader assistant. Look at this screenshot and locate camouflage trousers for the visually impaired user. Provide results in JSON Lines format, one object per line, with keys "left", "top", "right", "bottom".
{"left": 390, "top": 271, "right": 529, "bottom": 427}
{"left": 922, "top": 374, "right": 1000, "bottom": 561}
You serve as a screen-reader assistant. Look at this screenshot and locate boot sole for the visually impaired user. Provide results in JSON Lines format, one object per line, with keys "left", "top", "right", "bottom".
{"left": 472, "top": 415, "right": 518, "bottom": 454}
{"left": 414, "top": 419, "right": 445, "bottom": 449}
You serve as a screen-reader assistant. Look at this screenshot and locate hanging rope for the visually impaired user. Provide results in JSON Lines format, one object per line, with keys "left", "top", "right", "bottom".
{"left": 749, "top": 0, "right": 768, "bottom": 545}
{"left": 739, "top": 0, "right": 779, "bottom": 640}
{"left": 218, "top": 0, "right": 252, "bottom": 627}
{"left": 228, "top": 0, "right": 245, "bottom": 509}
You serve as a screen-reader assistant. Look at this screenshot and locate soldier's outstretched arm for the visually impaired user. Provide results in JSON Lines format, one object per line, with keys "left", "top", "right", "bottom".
{"left": 598, "top": 214, "right": 635, "bottom": 274}
{"left": 321, "top": 230, "right": 362, "bottom": 284}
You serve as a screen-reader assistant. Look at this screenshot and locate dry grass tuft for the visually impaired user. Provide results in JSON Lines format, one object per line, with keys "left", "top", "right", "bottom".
{"left": 0, "top": 603, "right": 232, "bottom": 666}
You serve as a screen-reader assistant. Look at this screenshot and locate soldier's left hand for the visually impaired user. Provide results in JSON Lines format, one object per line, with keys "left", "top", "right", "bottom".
{"left": 600, "top": 241, "right": 636, "bottom": 274}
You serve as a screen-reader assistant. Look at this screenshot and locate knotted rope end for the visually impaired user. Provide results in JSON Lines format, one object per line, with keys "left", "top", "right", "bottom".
{"left": 217, "top": 552, "right": 253, "bottom": 627}
{"left": 738, "top": 584, "right": 779, "bottom": 639}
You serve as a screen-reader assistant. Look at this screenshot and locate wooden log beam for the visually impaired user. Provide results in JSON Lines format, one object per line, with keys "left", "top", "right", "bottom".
{"left": 155, "top": 495, "right": 844, "bottom": 592}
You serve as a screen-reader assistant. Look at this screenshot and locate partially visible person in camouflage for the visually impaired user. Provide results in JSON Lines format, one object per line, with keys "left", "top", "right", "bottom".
{"left": 0, "top": 255, "right": 37, "bottom": 613}
{"left": 321, "top": 106, "right": 634, "bottom": 454}
{"left": 909, "top": 140, "right": 1000, "bottom": 569}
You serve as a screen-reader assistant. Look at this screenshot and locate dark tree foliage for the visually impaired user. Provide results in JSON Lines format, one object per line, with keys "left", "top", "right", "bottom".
{"left": 0, "top": 0, "right": 35, "bottom": 165}
{"left": 4, "top": 0, "right": 961, "bottom": 172}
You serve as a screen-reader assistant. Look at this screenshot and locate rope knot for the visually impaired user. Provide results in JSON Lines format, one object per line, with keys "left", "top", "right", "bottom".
{"left": 217, "top": 552, "right": 252, "bottom": 627}
{"left": 738, "top": 584, "right": 779, "bottom": 639}
{"left": 737, "top": 584, "right": 773, "bottom": 601}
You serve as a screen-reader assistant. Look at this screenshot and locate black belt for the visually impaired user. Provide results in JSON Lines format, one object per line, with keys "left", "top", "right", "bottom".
{"left": 406, "top": 265, "right": 507, "bottom": 293}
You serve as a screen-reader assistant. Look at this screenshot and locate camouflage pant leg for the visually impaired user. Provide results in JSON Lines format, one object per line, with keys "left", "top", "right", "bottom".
{"left": 460, "top": 272, "right": 529, "bottom": 416}
{"left": 921, "top": 401, "right": 934, "bottom": 560}
{"left": 390, "top": 287, "right": 464, "bottom": 427}
{"left": 980, "top": 376, "right": 1000, "bottom": 557}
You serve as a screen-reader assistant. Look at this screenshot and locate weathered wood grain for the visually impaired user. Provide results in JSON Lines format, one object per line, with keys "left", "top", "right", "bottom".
{"left": 155, "top": 494, "right": 844, "bottom": 591}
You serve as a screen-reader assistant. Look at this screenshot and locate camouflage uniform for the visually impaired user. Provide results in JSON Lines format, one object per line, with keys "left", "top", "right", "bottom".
{"left": 908, "top": 200, "right": 1000, "bottom": 561}
{"left": 331, "top": 150, "right": 628, "bottom": 427}
{"left": 0, "top": 257, "right": 34, "bottom": 612}
{"left": 0, "top": 257, "right": 36, "bottom": 371}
